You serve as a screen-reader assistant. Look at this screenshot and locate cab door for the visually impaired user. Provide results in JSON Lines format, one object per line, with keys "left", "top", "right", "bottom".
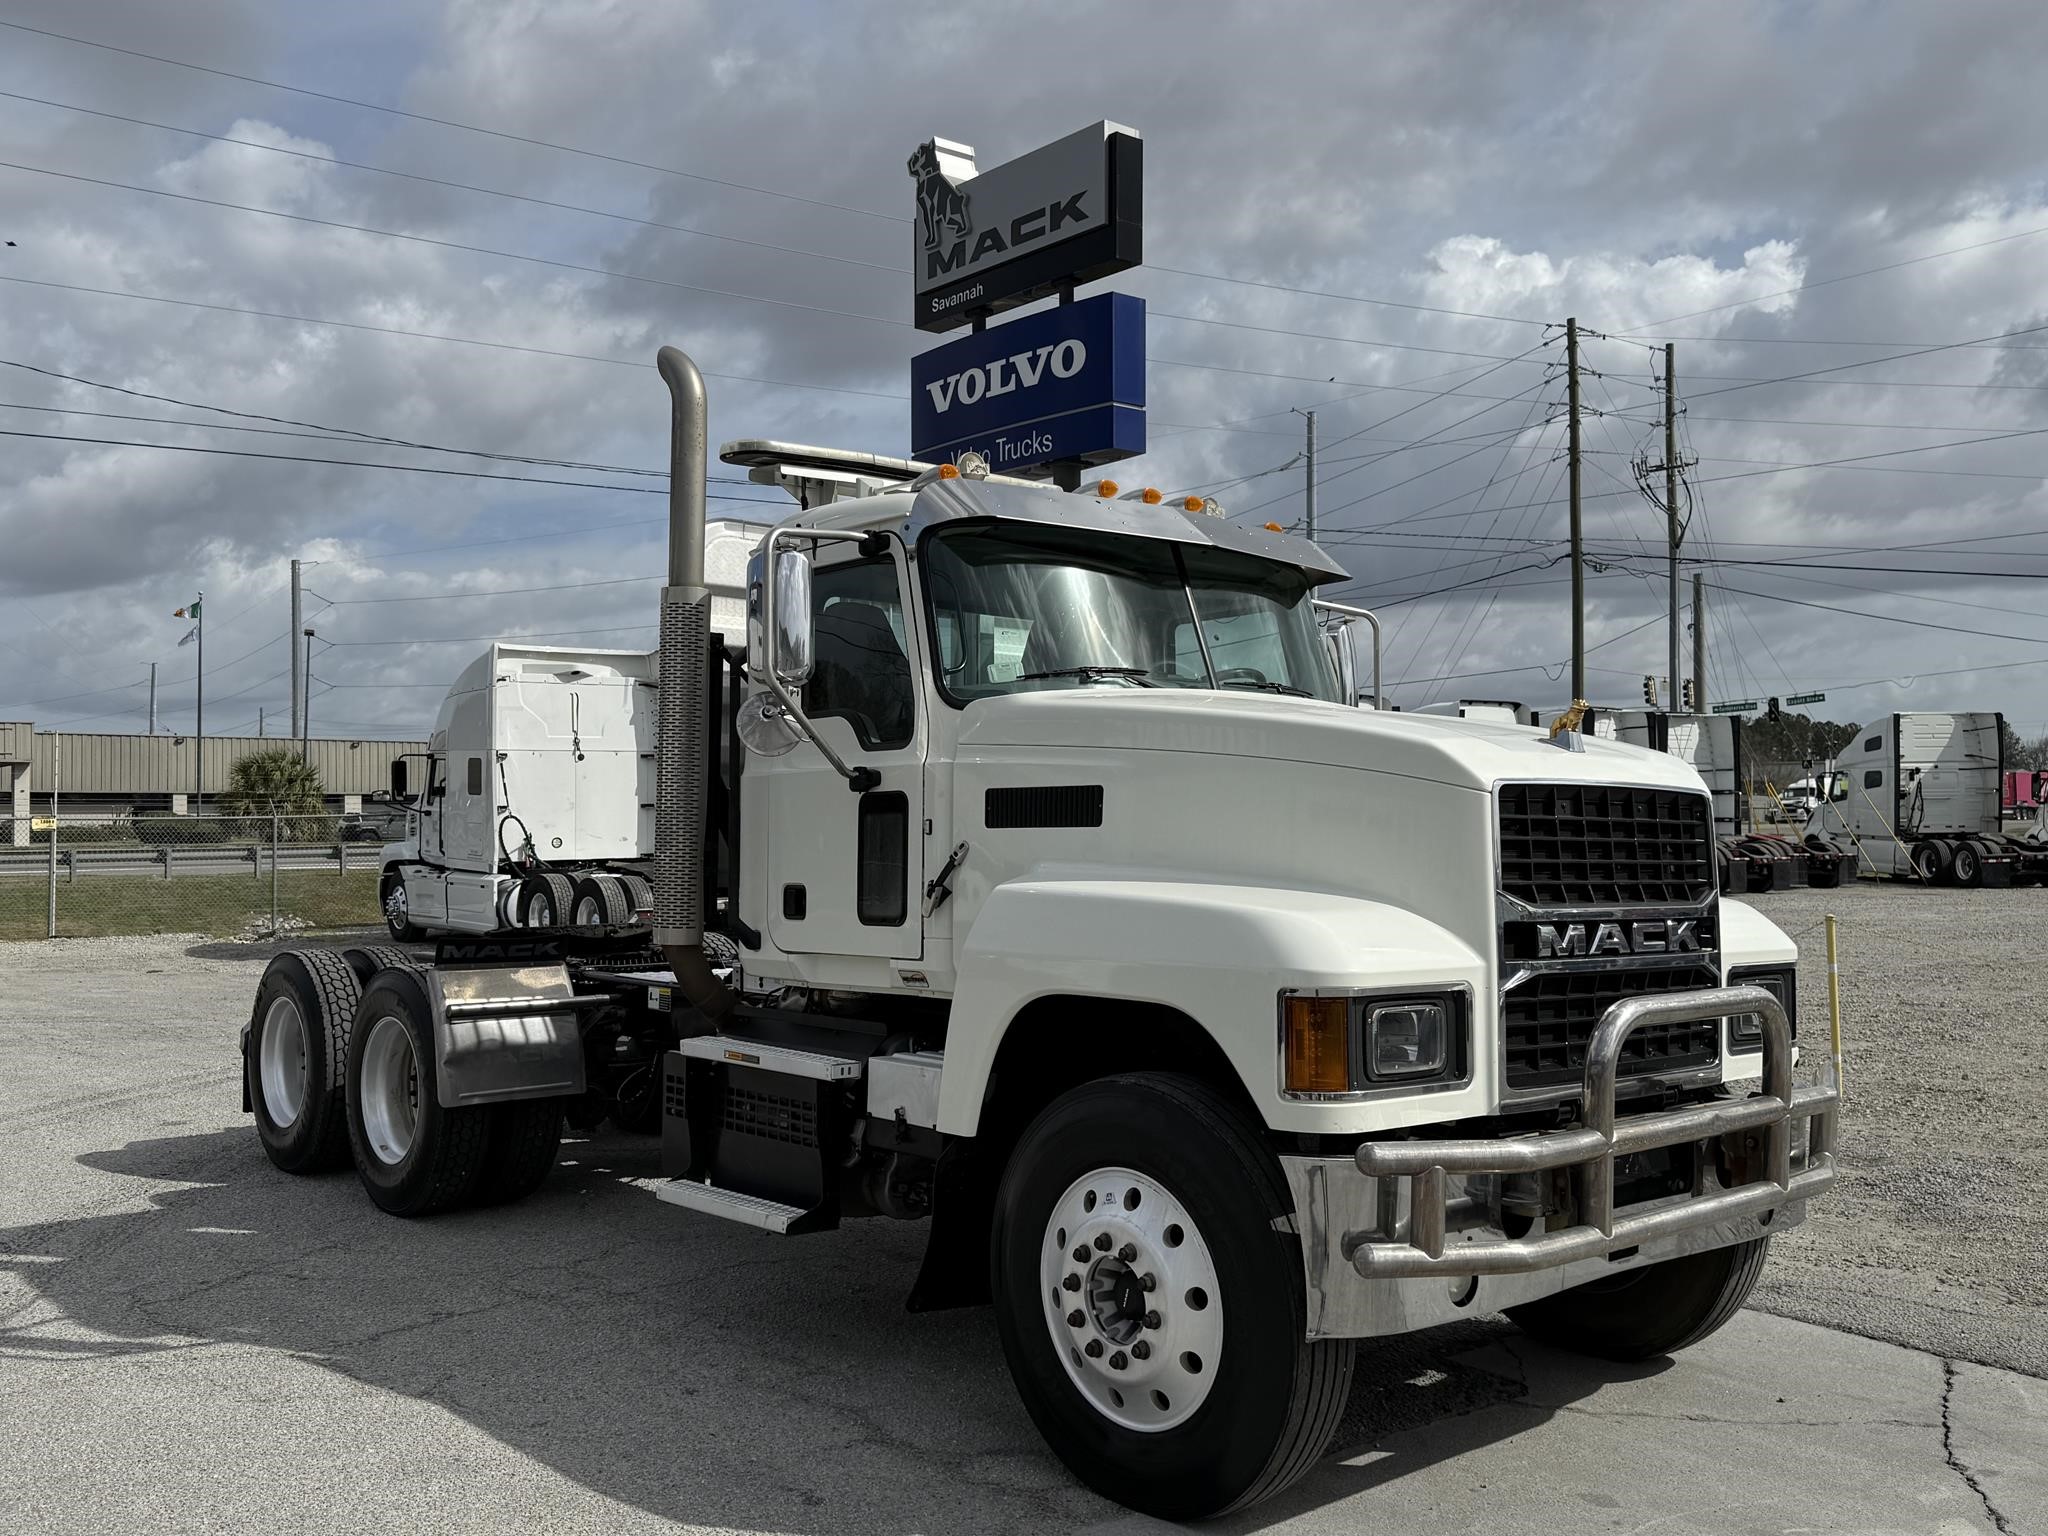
{"left": 763, "top": 547, "right": 925, "bottom": 960}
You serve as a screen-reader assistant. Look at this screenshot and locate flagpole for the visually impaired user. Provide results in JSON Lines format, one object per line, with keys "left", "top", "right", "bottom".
{"left": 195, "top": 589, "right": 204, "bottom": 813}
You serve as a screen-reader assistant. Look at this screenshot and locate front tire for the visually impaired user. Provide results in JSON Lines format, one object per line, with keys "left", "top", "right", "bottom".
{"left": 1507, "top": 1237, "right": 1770, "bottom": 1361}
{"left": 247, "top": 950, "right": 361, "bottom": 1174}
{"left": 346, "top": 968, "right": 490, "bottom": 1216}
{"left": 990, "top": 1074, "right": 1353, "bottom": 1520}
{"left": 380, "top": 871, "right": 426, "bottom": 941}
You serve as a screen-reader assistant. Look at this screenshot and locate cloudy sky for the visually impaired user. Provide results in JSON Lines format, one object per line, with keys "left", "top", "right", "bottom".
{"left": 4, "top": 0, "right": 2048, "bottom": 743}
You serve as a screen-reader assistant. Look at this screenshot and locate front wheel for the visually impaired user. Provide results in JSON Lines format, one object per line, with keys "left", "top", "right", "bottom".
{"left": 380, "top": 871, "right": 425, "bottom": 942}
{"left": 1506, "top": 1237, "right": 1770, "bottom": 1361}
{"left": 990, "top": 1074, "right": 1353, "bottom": 1520}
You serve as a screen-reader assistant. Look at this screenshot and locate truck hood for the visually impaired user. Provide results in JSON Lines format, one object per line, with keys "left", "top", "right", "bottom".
{"left": 954, "top": 690, "right": 1708, "bottom": 794}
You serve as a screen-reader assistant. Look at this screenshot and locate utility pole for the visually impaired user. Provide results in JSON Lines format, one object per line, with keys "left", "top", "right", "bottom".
{"left": 1664, "top": 343, "right": 1682, "bottom": 711}
{"left": 1566, "top": 317, "right": 1585, "bottom": 700}
{"left": 289, "top": 558, "right": 303, "bottom": 742}
{"left": 147, "top": 662, "right": 157, "bottom": 735}
{"left": 1692, "top": 571, "right": 1708, "bottom": 714}
{"left": 193, "top": 591, "right": 204, "bottom": 812}
{"left": 258, "top": 707, "right": 265, "bottom": 738}
{"left": 302, "top": 628, "right": 315, "bottom": 766}
{"left": 1300, "top": 408, "right": 1318, "bottom": 540}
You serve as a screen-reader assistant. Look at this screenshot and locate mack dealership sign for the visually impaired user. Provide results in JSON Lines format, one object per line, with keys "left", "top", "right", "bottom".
{"left": 909, "top": 121, "right": 1143, "bottom": 332}
{"left": 911, "top": 293, "right": 1145, "bottom": 474}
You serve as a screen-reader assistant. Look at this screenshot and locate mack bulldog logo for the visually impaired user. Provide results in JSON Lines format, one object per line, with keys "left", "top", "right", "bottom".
{"left": 1535, "top": 919, "right": 1701, "bottom": 958}
{"left": 909, "top": 141, "right": 972, "bottom": 253}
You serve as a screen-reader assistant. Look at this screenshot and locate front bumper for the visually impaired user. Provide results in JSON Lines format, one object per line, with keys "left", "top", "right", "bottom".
{"left": 1281, "top": 985, "right": 1839, "bottom": 1339}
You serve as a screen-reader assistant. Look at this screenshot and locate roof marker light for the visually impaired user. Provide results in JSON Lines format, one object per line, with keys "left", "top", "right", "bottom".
{"left": 936, "top": 462, "right": 960, "bottom": 479}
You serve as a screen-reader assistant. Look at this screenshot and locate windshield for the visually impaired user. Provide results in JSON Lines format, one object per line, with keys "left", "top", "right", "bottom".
{"left": 922, "top": 522, "right": 1342, "bottom": 704}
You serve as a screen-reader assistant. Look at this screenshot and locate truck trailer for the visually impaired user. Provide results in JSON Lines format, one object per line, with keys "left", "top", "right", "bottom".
{"left": 241, "top": 347, "right": 1838, "bottom": 1520}
{"left": 1807, "top": 711, "right": 2047, "bottom": 885}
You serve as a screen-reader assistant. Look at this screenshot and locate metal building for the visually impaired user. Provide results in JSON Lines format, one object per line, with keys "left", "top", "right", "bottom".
{"left": 1, "top": 724, "right": 426, "bottom": 838}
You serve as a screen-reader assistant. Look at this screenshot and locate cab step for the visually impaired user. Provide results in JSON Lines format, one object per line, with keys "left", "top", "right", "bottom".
{"left": 660, "top": 1031, "right": 867, "bottom": 1234}
{"left": 654, "top": 1178, "right": 808, "bottom": 1233}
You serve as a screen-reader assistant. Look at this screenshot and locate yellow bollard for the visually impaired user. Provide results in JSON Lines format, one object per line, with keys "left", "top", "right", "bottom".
{"left": 1825, "top": 913, "right": 1845, "bottom": 1096}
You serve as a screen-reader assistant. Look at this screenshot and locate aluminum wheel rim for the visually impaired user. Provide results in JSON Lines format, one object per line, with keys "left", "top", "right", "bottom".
{"left": 384, "top": 880, "right": 407, "bottom": 921}
{"left": 573, "top": 894, "right": 603, "bottom": 926}
{"left": 526, "top": 890, "right": 554, "bottom": 927}
{"left": 1039, "top": 1165, "right": 1224, "bottom": 1433}
{"left": 258, "top": 994, "right": 310, "bottom": 1129}
{"left": 358, "top": 1014, "right": 420, "bottom": 1166}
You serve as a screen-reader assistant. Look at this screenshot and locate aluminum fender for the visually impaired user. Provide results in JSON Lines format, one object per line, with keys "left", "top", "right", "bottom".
{"left": 940, "top": 879, "right": 1489, "bottom": 1137}
{"left": 1719, "top": 896, "right": 1798, "bottom": 1081}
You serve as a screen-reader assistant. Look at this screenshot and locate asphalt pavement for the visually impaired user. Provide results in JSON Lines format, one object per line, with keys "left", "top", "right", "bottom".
{"left": 1, "top": 932, "right": 2040, "bottom": 1535}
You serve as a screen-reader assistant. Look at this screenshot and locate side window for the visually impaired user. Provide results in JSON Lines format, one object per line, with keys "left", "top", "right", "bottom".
{"left": 1863, "top": 769, "right": 1883, "bottom": 789}
{"left": 856, "top": 791, "right": 909, "bottom": 925}
{"left": 1863, "top": 735, "right": 1883, "bottom": 752}
{"left": 466, "top": 757, "right": 484, "bottom": 796}
{"left": 807, "top": 557, "right": 914, "bottom": 750}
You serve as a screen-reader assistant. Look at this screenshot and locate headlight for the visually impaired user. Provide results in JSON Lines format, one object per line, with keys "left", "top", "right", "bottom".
{"left": 1365, "top": 1000, "right": 1448, "bottom": 1079}
{"left": 1279, "top": 991, "right": 1467, "bottom": 1097}
{"left": 1727, "top": 966, "right": 1797, "bottom": 1047}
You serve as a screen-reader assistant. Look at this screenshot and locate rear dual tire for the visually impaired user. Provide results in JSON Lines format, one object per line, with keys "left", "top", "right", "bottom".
{"left": 344, "top": 968, "right": 562, "bottom": 1215}
{"left": 248, "top": 950, "right": 362, "bottom": 1174}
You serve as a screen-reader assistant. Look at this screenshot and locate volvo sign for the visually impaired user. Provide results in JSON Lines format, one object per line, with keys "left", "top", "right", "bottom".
{"left": 909, "top": 122, "right": 1143, "bottom": 332}
{"left": 911, "top": 293, "right": 1144, "bottom": 476}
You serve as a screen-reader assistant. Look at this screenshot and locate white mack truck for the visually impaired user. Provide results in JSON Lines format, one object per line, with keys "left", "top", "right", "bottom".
{"left": 240, "top": 347, "right": 1838, "bottom": 1520}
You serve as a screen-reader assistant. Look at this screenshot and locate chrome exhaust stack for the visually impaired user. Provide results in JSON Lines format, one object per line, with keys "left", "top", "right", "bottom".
{"left": 653, "top": 345, "right": 735, "bottom": 1022}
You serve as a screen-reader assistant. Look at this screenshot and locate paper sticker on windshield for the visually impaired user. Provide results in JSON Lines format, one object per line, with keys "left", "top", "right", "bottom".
{"left": 989, "top": 620, "right": 1029, "bottom": 682}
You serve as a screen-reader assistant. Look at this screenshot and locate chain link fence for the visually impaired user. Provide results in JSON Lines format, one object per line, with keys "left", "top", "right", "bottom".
{"left": 0, "top": 811, "right": 389, "bottom": 941}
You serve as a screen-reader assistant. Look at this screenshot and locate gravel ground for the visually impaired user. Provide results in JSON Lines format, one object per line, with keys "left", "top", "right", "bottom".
{"left": 1744, "top": 881, "right": 2048, "bottom": 1378}
{"left": 0, "top": 906, "right": 2041, "bottom": 1532}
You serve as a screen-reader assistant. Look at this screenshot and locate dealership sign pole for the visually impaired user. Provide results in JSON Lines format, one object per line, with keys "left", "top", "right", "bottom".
{"left": 907, "top": 122, "right": 1146, "bottom": 486}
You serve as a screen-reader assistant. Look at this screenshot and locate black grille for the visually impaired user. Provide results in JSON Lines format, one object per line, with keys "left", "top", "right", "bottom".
{"left": 1503, "top": 964, "right": 1720, "bottom": 1090}
{"left": 722, "top": 1085, "right": 818, "bottom": 1148}
{"left": 1499, "top": 783, "right": 1713, "bottom": 907}
{"left": 985, "top": 784, "right": 1104, "bottom": 829}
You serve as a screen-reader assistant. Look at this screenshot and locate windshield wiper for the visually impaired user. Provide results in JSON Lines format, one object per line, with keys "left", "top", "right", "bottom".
{"left": 1015, "top": 665, "right": 1156, "bottom": 687}
{"left": 1222, "top": 680, "right": 1313, "bottom": 697}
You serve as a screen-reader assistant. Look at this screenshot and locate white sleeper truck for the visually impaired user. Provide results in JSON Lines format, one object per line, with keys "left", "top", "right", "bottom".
{"left": 241, "top": 348, "right": 1839, "bottom": 1519}
{"left": 1809, "top": 710, "right": 2047, "bottom": 886}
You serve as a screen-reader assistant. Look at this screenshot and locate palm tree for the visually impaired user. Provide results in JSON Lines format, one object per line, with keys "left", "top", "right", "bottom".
{"left": 220, "top": 749, "right": 328, "bottom": 838}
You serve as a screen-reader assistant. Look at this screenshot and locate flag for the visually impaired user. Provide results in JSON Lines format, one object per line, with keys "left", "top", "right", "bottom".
{"left": 173, "top": 598, "right": 200, "bottom": 619}
{"left": 177, "top": 626, "right": 199, "bottom": 647}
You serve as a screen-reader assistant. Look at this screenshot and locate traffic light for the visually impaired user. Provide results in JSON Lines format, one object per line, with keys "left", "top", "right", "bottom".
{"left": 1767, "top": 697, "right": 1782, "bottom": 722}
{"left": 1680, "top": 678, "right": 1696, "bottom": 711}
{"left": 1643, "top": 675, "right": 1659, "bottom": 706}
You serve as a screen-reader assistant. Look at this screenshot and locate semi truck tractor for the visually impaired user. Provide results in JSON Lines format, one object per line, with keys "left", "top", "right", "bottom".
{"left": 376, "top": 526, "right": 753, "bottom": 940}
{"left": 1807, "top": 711, "right": 2048, "bottom": 885}
{"left": 241, "top": 347, "right": 1838, "bottom": 1519}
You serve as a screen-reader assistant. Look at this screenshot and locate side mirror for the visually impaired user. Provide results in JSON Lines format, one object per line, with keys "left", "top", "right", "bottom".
{"left": 772, "top": 548, "right": 814, "bottom": 687}
{"left": 389, "top": 759, "right": 408, "bottom": 800}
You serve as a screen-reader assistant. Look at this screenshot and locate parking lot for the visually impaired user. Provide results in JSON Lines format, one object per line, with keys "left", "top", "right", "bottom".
{"left": 1, "top": 881, "right": 2042, "bottom": 1534}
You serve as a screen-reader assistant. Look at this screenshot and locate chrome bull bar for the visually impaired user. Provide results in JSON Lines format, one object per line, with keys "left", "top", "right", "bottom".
{"left": 1346, "top": 986, "right": 1839, "bottom": 1279}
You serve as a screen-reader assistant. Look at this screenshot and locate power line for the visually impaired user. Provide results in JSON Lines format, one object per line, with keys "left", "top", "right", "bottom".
{"left": 307, "top": 576, "right": 659, "bottom": 605}
{"left": 0, "top": 18, "right": 903, "bottom": 223}
{"left": 1705, "top": 581, "right": 2048, "bottom": 646}
{"left": 0, "top": 274, "right": 907, "bottom": 401}
{"left": 0, "top": 427, "right": 779, "bottom": 497}
{"left": 0, "top": 87, "right": 903, "bottom": 275}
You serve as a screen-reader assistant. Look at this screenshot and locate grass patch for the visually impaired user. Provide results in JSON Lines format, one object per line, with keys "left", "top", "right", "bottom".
{"left": 0, "top": 870, "right": 384, "bottom": 940}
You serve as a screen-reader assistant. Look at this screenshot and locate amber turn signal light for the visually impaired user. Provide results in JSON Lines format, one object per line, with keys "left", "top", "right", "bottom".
{"left": 1281, "top": 996, "right": 1351, "bottom": 1094}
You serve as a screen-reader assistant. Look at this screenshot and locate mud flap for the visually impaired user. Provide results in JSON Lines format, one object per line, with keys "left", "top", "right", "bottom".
{"left": 907, "top": 1139, "right": 996, "bottom": 1312}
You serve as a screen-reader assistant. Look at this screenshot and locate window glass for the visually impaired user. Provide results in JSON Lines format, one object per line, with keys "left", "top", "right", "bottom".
{"left": 922, "top": 524, "right": 1340, "bottom": 703}
{"left": 1863, "top": 736, "right": 1883, "bottom": 752}
{"left": 807, "top": 557, "right": 914, "bottom": 749}
{"left": 466, "top": 757, "right": 483, "bottom": 796}
{"left": 1864, "top": 769, "right": 1883, "bottom": 789}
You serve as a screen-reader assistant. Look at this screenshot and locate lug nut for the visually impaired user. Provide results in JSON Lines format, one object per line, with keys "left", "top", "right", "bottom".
{"left": 1062, "top": 1273, "right": 1081, "bottom": 1292}
{"left": 1117, "top": 1243, "right": 1138, "bottom": 1263}
{"left": 1072, "top": 1245, "right": 1090, "bottom": 1263}
{"left": 1094, "top": 1233, "right": 1112, "bottom": 1252}
{"left": 1084, "top": 1339, "right": 1104, "bottom": 1358}
{"left": 1108, "top": 1350, "right": 1128, "bottom": 1371}
{"left": 1143, "top": 1310, "right": 1162, "bottom": 1330}
{"left": 1067, "top": 1310, "right": 1085, "bottom": 1328}
{"left": 1139, "top": 1272, "right": 1157, "bottom": 1292}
